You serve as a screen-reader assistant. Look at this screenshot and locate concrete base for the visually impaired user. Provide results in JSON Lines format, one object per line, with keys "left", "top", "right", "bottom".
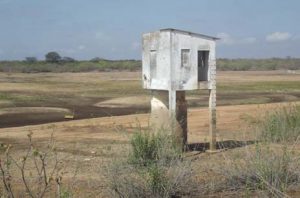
{"left": 149, "top": 89, "right": 216, "bottom": 150}
{"left": 149, "top": 90, "right": 187, "bottom": 146}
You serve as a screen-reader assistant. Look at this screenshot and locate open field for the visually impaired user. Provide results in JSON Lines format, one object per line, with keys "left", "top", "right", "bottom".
{"left": 0, "top": 70, "right": 300, "bottom": 197}
{"left": 0, "top": 102, "right": 300, "bottom": 197}
{"left": 0, "top": 70, "right": 299, "bottom": 128}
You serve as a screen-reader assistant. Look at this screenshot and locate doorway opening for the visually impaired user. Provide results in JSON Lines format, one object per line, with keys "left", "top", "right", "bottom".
{"left": 198, "top": 50, "right": 209, "bottom": 81}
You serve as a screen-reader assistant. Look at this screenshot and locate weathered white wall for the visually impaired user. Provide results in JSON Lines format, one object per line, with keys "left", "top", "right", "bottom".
{"left": 142, "top": 31, "right": 171, "bottom": 90}
{"left": 171, "top": 32, "right": 216, "bottom": 90}
{"left": 142, "top": 29, "right": 216, "bottom": 91}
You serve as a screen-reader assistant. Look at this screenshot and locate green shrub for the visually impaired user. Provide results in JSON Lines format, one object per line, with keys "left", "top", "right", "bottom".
{"left": 147, "top": 164, "right": 168, "bottom": 196}
{"left": 129, "top": 131, "right": 181, "bottom": 166}
{"left": 107, "top": 129, "right": 194, "bottom": 198}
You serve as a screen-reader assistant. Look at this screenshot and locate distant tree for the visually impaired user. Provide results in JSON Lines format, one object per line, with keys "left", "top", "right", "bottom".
{"left": 61, "top": 56, "right": 76, "bottom": 63}
{"left": 25, "top": 57, "right": 37, "bottom": 63}
{"left": 45, "top": 51, "right": 61, "bottom": 63}
{"left": 90, "top": 57, "right": 106, "bottom": 62}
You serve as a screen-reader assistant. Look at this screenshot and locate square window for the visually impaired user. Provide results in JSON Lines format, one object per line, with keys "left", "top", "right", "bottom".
{"left": 181, "top": 49, "right": 190, "bottom": 68}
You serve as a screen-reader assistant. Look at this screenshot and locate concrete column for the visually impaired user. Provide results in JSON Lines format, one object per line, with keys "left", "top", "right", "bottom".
{"left": 176, "top": 91, "right": 187, "bottom": 145}
{"left": 209, "top": 88, "right": 217, "bottom": 150}
{"left": 150, "top": 90, "right": 170, "bottom": 131}
{"left": 149, "top": 90, "right": 187, "bottom": 146}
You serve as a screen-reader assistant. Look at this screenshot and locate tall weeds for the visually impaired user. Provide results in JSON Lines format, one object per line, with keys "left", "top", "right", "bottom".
{"left": 209, "top": 105, "right": 300, "bottom": 197}
{"left": 106, "top": 128, "right": 195, "bottom": 198}
{"left": 258, "top": 105, "right": 300, "bottom": 143}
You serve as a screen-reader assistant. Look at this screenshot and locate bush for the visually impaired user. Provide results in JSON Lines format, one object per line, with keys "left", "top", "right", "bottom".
{"left": 25, "top": 57, "right": 38, "bottom": 63}
{"left": 61, "top": 57, "right": 76, "bottom": 63}
{"left": 107, "top": 129, "right": 195, "bottom": 198}
{"left": 129, "top": 131, "right": 181, "bottom": 166}
{"left": 0, "top": 132, "right": 67, "bottom": 197}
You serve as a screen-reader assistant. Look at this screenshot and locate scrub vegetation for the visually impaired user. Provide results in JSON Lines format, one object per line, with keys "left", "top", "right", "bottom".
{"left": 0, "top": 58, "right": 299, "bottom": 73}
{"left": 1, "top": 106, "right": 299, "bottom": 197}
{"left": 206, "top": 105, "right": 300, "bottom": 197}
{"left": 107, "top": 129, "right": 195, "bottom": 198}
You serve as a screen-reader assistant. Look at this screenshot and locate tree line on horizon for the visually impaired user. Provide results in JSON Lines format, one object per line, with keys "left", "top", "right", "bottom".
{"left": 23, "top": 51, "right": 139, "bottom": 63}
{"left": 0, "top": 51, "right": 299, "bottom": 72}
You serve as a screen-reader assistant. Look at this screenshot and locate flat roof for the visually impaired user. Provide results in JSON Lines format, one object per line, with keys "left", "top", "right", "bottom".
{"left": 160, "top": 28, "right": 220, "bottom": 40}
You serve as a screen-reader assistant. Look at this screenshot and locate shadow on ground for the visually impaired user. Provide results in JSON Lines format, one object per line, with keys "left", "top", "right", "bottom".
{"left": 186, "top": 140, "right": 256, "bottom": 152}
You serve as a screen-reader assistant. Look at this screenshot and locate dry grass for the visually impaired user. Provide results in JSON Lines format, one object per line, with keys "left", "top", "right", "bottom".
{"left": 106, "top": 129, "right": 196, "bottom": 198}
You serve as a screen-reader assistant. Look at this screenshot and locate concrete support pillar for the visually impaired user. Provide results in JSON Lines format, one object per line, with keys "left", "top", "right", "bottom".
{"left": 176, "top": 91, "right": 187, "bottom": 145}
{"left": 150, "top": 90, "right": 187, "bottom": 146}
{"left": 150, "top": 90, "right": 170, "bottom": 131}
{"left": 209, "top": 88, "right": 217, "bottom": 151}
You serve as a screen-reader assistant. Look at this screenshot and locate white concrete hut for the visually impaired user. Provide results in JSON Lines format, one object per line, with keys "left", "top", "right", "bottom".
{"left": 142, "top": 28, "right": 219, "bottom": 150}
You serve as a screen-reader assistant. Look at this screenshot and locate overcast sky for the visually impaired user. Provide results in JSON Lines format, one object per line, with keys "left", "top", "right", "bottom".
{"left": 0, "top": 0, "right": 299, "bottom": 60}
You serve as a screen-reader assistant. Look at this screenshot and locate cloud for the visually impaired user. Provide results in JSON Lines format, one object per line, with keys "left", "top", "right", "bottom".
{"left": 217, "top": 33, "right": 256, "bottom": 45}
{"left": 266, "top": 32, "right": 291, "bottom": 42}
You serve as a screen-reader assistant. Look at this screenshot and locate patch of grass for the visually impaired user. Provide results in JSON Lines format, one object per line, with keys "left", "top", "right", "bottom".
{"left": 207, "top": 105, "right": 300, "bottom": 197}
{"left": 257, "top": 105, "right": 300, "bottom": 143}
{"left": 212, "top": 143, "right": 300, "bottom": 197}
{"left": 0, "top": 92, "right": 47, "bottom": 104}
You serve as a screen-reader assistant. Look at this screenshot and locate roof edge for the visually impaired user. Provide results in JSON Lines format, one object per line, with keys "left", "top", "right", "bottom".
{"left": 160, "top": 28, "right": 220, "bottom": 40}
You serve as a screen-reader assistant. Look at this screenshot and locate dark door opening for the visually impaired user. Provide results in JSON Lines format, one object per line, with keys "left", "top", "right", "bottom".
{"left": 198, "top": 51, "right": 209, "bottom": 81}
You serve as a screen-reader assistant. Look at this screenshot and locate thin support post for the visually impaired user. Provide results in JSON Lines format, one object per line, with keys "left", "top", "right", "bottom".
{"left": 168, "top": 90, "right": 176, "bottom": 116}
{"left": 168, "top": 89, "right": 177, "bottom": 137}
{"left": 209, "top": 88, "right": 217, "bottom": 150}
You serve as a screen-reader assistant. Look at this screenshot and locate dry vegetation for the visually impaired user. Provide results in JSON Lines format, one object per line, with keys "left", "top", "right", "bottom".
{"left": 0, "top": 71, "right": 299, "bottom": 197}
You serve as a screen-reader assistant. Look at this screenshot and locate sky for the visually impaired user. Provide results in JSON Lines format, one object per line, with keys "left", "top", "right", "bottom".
{"left": 0, "top": 0, "right": 299, "bottom": 60}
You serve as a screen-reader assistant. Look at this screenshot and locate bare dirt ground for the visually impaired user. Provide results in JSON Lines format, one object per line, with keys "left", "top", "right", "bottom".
{"left": 0, "top": 70, "right": 299, "bottom": 196}
{"left": 0, "top": 70, "right": 299, "bottom": 128}
{"left": 0, "top": 102, "right": 299, "bottom": 197}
